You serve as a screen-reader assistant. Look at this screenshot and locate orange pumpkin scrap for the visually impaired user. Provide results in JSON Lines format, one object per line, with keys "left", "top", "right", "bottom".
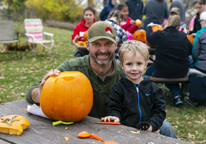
{"left": 0, "top": 115, "right": 30, "bottom": 135}
{"left": 40, "top": 71, "right": 93, "bottom": 122}
{"left": 135, "top": 19, "right": 142, "bottom": 27}
{"left": 103, "top": 141, "right": 119, "bottom": 144}
{"left": 133, "top": 30, "right": 146, "bottom": 43}
{"left": 187, "top": 35, "right": 194, "bottom": 45}
{"left": 83, "top": 31, "right": 88, "bottom": 41}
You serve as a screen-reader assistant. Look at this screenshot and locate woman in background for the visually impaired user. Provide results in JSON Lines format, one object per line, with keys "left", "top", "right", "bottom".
{"left": 71, "top": 6, "right": 96, "bottom": 57}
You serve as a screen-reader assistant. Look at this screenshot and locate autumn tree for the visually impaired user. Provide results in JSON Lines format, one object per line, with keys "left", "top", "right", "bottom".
{"left": 25, "top": 0, "right": 84, "bottom": 22}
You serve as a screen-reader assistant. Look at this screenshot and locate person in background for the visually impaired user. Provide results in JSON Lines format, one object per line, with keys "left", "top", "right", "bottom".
{"left": 192, "top": 11, "right": 206, "bottom": 75}
{"left": 26, "top": 21, "right": 125, "bottom": 119}
{"left": 162, "top": 7, "right": 187, "bottom": 33}
{"left": 105, "top": 10, "right": 128, "bottom": 61}
{"left": 71, "top": 6, "right": 96, "bottom": 57}
{"left": 100, "top": 0, "right": 116, "bottom": 21}
{"left": 125, "top": 0, "right": 144, "bottom": 20}
{"left": 169, "top": 0, "right": 186, "bottom": 23}
{"left": 101, "top": 40, "right": 177, "bottom": 139}
{"left": 117, "top": 4, "right": 139, "bottom": 34}
{"left": 190, "top": 0, "right": 206, "bottom": 36}
{"left": 145, "top": 15, "right": 192, "bottom": 107}
{"left": 142, "top": 0, "right": 168, "bottom": 30}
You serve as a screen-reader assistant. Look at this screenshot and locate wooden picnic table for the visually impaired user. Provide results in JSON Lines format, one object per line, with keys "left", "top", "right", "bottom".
{"left": 0, "top": 100, "right": 192, "bottom": 144}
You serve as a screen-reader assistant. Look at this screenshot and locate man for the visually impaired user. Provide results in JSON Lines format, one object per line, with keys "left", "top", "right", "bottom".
{"left": 125, "top": 0, "right": 144, "bottom": 20}
{"left": 169, "top": 0, "right": 186, "bottom": 23}
{"left": 26, "top": 21, "right": 177, "bottom": 139}
{"left": 26, "top": 21, "right": 125, "bottom": 118}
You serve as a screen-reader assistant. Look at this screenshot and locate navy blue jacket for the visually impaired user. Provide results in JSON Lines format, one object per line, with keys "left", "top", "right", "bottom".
{"left": 126, "top": 0, "right": 144, "bottom": 20}
{"left": 100, "top": 0, "right": 115, "bottom": 21}
{"left": 107, "top": 77, "right": 166, "bottom": 132}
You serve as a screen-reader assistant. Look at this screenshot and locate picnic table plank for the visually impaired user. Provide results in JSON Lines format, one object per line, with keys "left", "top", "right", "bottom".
{"left": 0, "top": 100, "right": 192, "bottom": 144}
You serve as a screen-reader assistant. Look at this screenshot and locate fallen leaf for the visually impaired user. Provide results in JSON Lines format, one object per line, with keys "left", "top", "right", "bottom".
{"left": 130, "top": 131, "right": 140, "bottom": 135}
{"left": 64, "top": 136, "right": 69, "bottom": 141}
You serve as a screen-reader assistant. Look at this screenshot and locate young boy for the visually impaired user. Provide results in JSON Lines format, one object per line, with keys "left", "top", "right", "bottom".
{"left": 101, "top": 40, "right": 167, "bottom": 134}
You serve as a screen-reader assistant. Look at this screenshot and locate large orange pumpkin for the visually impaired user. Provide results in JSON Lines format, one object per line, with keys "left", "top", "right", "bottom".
{"left": 145, "top": 24, "right": 164, "bottom": 47}
{"left": 83, "top": 31, "right": 88, "bottom": 41}
{"left": 40, "top": 71, "right": 93, "bottom": 122}
{"left": 187, "top": 35, "right": 194, "bottom": 45}
{"left": 133, "top": 30, "right": 146, "bottom": 43}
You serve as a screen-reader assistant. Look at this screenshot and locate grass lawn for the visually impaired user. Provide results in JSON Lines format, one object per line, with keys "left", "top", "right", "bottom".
{"left": 0, "top": 22, "right": 206, "bottom": 144}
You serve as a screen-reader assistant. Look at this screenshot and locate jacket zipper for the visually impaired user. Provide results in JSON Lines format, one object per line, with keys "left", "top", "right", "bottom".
{"left": 134, "top": 84, "right": 141, "bottom": 123}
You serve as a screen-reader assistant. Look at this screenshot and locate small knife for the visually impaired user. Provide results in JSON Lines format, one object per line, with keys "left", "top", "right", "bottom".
{"left": 88, "top": 122, "right": 120, "bottom": 125}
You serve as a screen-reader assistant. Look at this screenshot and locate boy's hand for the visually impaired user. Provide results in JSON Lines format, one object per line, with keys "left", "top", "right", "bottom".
{"left": 146, "top": 125, "right": 153, "bottom": 132}
{"left": 72, "top": 35, "right": 80, "bottom": 44}
{"left": 101, "top": 116, "right": 120, "bottom": 122}
{"left": 153, "top": 129, "right": 160, "bottom": 134}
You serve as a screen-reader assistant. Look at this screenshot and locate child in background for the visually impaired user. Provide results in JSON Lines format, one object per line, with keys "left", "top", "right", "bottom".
{"left": 101, "top": 40, "right": 177, "bottom": 138}
{"left": 71, "top": 6, "right": 96, "bottom": 57}
{"left": 105, "top": 10, "right": 128, "bottom": 61}
{"left": 117, "top": 4, "right": 139, "bottom": 34}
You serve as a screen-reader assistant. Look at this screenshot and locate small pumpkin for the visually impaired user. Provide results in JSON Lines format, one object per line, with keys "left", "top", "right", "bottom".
{"left": 83, "top": 31, "right": 88, "bottom": 41}
{"left": 152, "top": 24, "right": 164, "bottom": 32}
{"left": 187, "top": 35, "right": 194, "bottom": 45}
{"left": 135, "top": 19, "right": 142, "bottom": 27}
{"left": 40, "top": 71, "right": 93, "bottom": 122}
{"left": 145, "top": 24, "right": 164, "bottom": 47}
{"left": 0, "top": 115, "right": 30, "bottom": 135}
{"left": 133, "top": 30, "right": 146, "bottom": 43}
{"left": 77, "top": 41, "right": 86, "bottom": 46}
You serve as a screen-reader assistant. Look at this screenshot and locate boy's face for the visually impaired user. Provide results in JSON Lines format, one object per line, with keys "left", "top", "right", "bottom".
{"left": 120, "top": 51, "right": 148, "bottom": 84}
{"left": 121, "top": 7, "right": 129, "bottom": 19}
{"left": 84, "top": 10, "right": 95, "bottom": 23}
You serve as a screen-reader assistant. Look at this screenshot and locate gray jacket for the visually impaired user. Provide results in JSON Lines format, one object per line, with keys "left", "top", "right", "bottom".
{"left": 192, "top": 27, "right": 206, "bottom": 73}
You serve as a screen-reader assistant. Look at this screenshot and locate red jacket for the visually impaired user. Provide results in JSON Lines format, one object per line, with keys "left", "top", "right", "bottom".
{"left": 71, "top": 19, "right": 97, "bottom": 43}
{"left": 120, "top": 17, "right": 139, "bottom": 34}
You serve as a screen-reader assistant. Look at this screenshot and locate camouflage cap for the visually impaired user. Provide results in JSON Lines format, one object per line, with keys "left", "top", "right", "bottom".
{"left": 87, "top": 21, "right": 116, "bottom": 43}
{"left": 170, "top": 7, "right": 181, "bottom": 15}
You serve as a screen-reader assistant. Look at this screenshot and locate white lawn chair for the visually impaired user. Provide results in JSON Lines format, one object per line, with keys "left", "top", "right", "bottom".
{"left": 24, "top": 19, "right": 54, "bottom": 59}
{"left": 0, "top": 15, "right": 21, "bottom": 61}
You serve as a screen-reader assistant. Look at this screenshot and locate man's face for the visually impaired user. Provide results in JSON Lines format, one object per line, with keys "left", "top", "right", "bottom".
{"left": 87, "top": 39, "right": 117, "bottom": 66}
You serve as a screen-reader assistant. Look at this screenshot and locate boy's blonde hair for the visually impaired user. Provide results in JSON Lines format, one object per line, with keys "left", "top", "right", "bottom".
{"left": 118, "top": 40, "right": 149, "bottom": 63}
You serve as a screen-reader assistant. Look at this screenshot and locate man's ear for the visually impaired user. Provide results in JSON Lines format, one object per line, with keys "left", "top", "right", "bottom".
{"left": 86, "top": 41, "right": 89, "bottom": 51}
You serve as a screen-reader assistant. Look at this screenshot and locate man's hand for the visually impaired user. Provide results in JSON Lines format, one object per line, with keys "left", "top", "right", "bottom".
{"left": 101, "top": 116, "right": 120, "bottom": 123}
{"left": 147, "top": 22, "right": 158, "bottom": 27}
{"left": 31, "top": 69, "right": 60, "bottom": 103}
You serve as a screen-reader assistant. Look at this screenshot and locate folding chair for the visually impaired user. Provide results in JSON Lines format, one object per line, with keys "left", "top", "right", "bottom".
{"left": 0, "top": 15, "right": 21, "bottom": 61}
{"left": 24, "top": 19, "right": 54, "bottom": 59}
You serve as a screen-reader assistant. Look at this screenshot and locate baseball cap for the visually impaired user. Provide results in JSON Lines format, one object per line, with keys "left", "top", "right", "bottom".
{"left": 87, "top": 21, "right": 116, "bottom": 43}
{"left": 170, "top": 7, "right": 180, "bottom": 15}
{"left": 199, "top": 11, "right": 206, "bottom": 22}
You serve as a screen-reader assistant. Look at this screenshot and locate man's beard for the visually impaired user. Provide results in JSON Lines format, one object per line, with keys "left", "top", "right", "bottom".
{"left": 89, "top": 51, "right": 114, "bottom": 66}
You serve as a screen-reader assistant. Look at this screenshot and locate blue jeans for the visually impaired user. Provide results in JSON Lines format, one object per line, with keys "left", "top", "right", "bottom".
{"left": 160, "top": 120, "right": 177, "bottom": 138}
{"left": 145, "top": 65, "right": 181, "bottom": 98}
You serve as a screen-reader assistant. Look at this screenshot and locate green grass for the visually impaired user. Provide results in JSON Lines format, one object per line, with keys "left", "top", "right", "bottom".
{"left": 0, "top": 22, "right": 206, "bottom": 144}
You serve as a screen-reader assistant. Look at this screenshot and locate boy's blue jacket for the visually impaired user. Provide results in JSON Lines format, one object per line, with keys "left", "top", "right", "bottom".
{"left": 100, "top": 0, "right": 115, "bottom": 21}
{"left": 107, "top": 77, "right": 166, "bottom": 131}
